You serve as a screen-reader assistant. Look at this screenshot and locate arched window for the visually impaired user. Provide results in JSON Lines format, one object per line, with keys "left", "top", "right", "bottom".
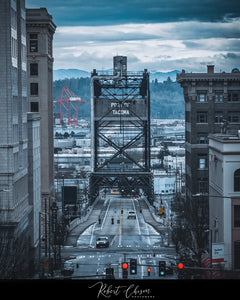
{"left": 234, "top": 169, "right": 240, "bottom": 192}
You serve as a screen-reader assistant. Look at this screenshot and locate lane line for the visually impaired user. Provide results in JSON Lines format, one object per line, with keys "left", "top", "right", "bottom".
{"left": 118, "top": 198, "right": 123, "bottom": 247}
{"left": 89, "top": 222, "right": 96, "bottom": 247}
{"left": 101, "top": 198, "right": 111, "bottom": 231}
{"left": 132, "top": 199, "right": 141, "bottom": 235}
{"left": 138, "top": 254, "right": 144, "bottom": 279}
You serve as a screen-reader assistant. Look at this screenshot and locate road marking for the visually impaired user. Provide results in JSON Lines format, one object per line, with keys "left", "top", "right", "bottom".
{"left": 138, "top": 254, "right": 144, "bottom": 279}
{"left": 132, "top": 199, "right": 141, "bottom": 235}
{"left": 118, "top": 199, "right": 123, "bottom": 247}
{"left": 89, "top": 222, "right": 96, "bottom": 247}
{"left": 101, "top": 198, "right": 112, "bottom": 231}
{"left": 118, "top": 256, "right": 123, "bottom": 279}
{"left": 110, "top": 234, "right": 117, "bottom": 246}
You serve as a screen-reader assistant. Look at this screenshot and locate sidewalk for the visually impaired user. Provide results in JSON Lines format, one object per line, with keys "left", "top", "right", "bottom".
{"left": 65, "top": 198, "right": 105, "bottom": 246}
{"left": 138, "top": 197, "right": 167, "bottom": 234}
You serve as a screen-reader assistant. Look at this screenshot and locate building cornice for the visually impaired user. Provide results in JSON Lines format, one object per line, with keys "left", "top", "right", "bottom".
{"left": 177, "top": 72, "right": 240, "bottom": 83}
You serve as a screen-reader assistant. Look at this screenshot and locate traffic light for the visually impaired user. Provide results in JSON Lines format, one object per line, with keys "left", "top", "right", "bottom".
{"left": 159, "top": 261, "right": 166, "bottom": 276}
{"left": 106, "top": 267, "right": 115, "bottom": 279}
{"left": 122, "top": 262, "right": 128, "bottom": 279}
{"left": 178, "top": 263, "right": 184, "bottom": 270}
{"left": 147, "top": 268, "right": 151, "bottom": 276}
{"left": 130, "top": 258, "right": 137, "bottom": 275}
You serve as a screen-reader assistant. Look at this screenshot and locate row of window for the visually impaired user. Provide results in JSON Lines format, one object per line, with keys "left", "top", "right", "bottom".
{"left": 29, "top": 62, "right": 39, "bottom": 112}
{"left": 193, "top": 169, "right": 240, "bottom": 195}
{"left": 196, "top": 112, "right": 240, "bottom": 124}
{"left": 186, "top": 111, "right": 240, "bottom": 124}
{"left": 197, "top": 92, "right": 240, "bottom": 102}
{"left": 196, "top": 168, "right": 240, "bottom": 194}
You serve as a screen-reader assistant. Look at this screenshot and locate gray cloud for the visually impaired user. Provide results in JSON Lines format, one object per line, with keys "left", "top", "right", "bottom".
{"left": 26, "top": 0, "right": 240, "bottom": 73}
{"left": 26, "top": 0, "right": 240, "bottom": 26}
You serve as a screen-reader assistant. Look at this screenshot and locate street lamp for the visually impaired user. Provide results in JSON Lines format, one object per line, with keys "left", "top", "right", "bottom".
{"left": 192, "top": 192, "right": 236, "bottom": 279}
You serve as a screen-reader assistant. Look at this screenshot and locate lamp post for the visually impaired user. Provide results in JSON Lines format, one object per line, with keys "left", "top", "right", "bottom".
{"left": 192, "top": 192, "right": 236, "bottom": 279}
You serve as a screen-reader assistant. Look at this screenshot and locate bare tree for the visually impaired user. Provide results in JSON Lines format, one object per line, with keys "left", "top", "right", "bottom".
{"left": 172, "top": 193, "right": 209, "bottom": 267}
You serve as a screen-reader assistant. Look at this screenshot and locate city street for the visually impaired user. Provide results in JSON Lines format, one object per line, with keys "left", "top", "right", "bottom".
{"left": 62, "top": 195, "right": 178, "bottom": 279}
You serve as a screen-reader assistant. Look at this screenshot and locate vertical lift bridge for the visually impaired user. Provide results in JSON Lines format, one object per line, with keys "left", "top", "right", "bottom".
{"left": 88, "top": 56, "right": 154, "bottom": 204}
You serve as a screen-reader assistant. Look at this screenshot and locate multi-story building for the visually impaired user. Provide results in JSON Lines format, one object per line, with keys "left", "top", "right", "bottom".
{"left": 177, "top": 66, "right": 240, "bottom": 199}
{"left": 26, "top": 8, "right": 56, "bottom": 222}
{"left": 27, "top": 112, "right": 41, "bottom": 274}
{"left": 0, "top": 0, "right": 32, "bottom": 278}
{"left": 209, "top": 133, "right": 240, "bottom": 270}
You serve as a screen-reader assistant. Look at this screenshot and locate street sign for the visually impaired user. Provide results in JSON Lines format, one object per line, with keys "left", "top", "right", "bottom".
{"left": 212, "top": 243, "right": 224, "bottom": 264}
{"left": 158, "top": 208, "right": 164, "bottom": 214}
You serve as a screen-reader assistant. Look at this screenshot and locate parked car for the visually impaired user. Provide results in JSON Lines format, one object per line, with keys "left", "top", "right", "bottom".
{"left": 61, "top": 261, "right": 74, "bottom": 276}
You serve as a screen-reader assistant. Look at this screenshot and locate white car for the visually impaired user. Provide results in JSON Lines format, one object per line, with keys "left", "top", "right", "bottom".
{"left": 96, "top": 236, "right": 109, "bottom": 248}
{"left": 127, "top": 211, "right": 136, "bottom": 219}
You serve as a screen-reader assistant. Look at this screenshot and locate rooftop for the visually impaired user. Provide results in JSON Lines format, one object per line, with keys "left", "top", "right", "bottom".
{"left": 209, "top": 133, "right": 240, "bottom": 143}
{"left": 177, "top": 65, "right": 240, "bottom": 82}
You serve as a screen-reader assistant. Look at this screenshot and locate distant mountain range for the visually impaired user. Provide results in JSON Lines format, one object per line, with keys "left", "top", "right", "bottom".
{"left": 53, "top": 69, "right": 180, "bottom": 82}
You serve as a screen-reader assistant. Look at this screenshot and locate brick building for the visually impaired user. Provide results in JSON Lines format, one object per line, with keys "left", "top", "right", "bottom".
{"left": 177, "top": 66, "right": 240, "bottom": 199}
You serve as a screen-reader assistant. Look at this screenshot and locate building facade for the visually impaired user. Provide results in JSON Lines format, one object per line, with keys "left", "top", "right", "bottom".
{"left": 0, "top": 0, "right": 32, "bottom": 278}
{"left": 27, "top": 112, "right": 41, "bottom": 273}
{"left": 26, "top": 8, "right": 56, "bottom": 218}
{"left": 209, "top": 133, "right": 240, "bottom": 270}
{"left": 177, "top": 66, "right": 240, "bottom": 199}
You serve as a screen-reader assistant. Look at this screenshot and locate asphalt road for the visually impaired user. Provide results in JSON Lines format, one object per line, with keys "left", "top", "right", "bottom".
{"left": 62, "top": 195, "right": 177, "bottom": 279}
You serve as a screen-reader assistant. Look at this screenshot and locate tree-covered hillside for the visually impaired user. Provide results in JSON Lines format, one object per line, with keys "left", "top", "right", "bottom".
{"left": 53, "top": 76, "right": 185, "bottom": 119}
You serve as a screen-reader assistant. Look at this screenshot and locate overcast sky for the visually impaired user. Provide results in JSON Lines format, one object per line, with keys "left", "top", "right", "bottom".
{"left": 25, "top": 0, "right": 240, "bottom": 73}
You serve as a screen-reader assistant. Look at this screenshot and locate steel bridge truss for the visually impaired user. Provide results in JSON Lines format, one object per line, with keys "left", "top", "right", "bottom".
{"left": 89, "top": 66, "right": 154, "bottom": 204}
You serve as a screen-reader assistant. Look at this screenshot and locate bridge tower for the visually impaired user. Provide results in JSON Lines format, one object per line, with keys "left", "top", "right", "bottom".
{"left": 89, "top": 56, "right": 154, "bottom": 204}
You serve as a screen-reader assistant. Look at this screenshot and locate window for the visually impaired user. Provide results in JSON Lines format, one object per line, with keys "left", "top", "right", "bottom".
{"left": 30, "top": 102, "right": 39, "bottom": 112}
{"left": 30, "top": 63, "right": 38, "bottom": 76}
{"left": 197, "top": 93, "right": 207, "bottom": 102}
{"left": 228, "top": 91, "right": 240, "bottom": 102}
{"left": 234, "top": 169, "right": 240, "bottom": 192}
{"left": 228, "top": 112, "right": 240, "bottom": 123}
{"left": 30, "top": 82, "right": 38, "bottom": 96}
{"left": 215, "top": 112, "right": 223, "bottom": 123}
{"left": 197, "top": 112, "right": 208, "bottom": 123}
{"left": 234, "top": 205, "right": 240, "bottom": 227}
{"left": 29, "top": 33, "right": 38, "bottom": 52}
{"left": 11, "top": 37, "right": 18, "bottom": 58}
{"left": 197, "top": 178, "right": 208, "bottom": 193}
{"left": 198, "top": 155, "right": 207, "bottom": 169}
{"left": 197, "top": 133, "right": 208, "bottom": 144}
{"left": 234, "top": 241, "right": 240, "bottom": 269}
{"left": 215, "top": 92, "right": 223, "bottom": 102}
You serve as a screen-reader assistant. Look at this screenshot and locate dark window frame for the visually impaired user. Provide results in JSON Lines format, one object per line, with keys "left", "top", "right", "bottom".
{"left": 30, "top": 102, "right": 39, "bottom": 112}
{"left": 234, "top": 169, "right": 240, "bottom": 192}
{"left": 30, "top": 82, "right": 38, "bottom": 96}
{"left": 29, "top": 33, "right": 38, "bottom": 53}
{"left": 197, "top": 112, "right": 208, "bottom": 123}
{"left": 30, "top": 63, "right": 38, "bottom": 76}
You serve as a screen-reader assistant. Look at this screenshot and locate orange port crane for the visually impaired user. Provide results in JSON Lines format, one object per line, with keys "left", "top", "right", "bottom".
{"left": 54, "top": 87, "right": 85, "bottom": 126}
